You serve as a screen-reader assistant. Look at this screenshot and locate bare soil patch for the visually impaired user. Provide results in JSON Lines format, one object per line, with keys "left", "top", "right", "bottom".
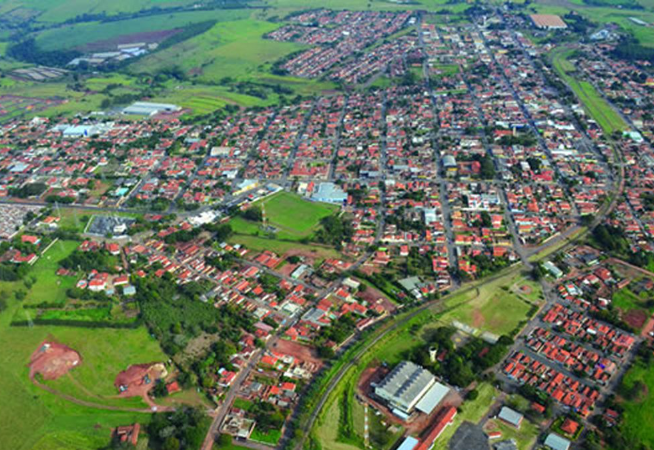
{"left": 624, "top": 309, "right": 648, "bottom": 330}
{"left": 114, "top": 363, "right": 167, "bottom": 404}
{"left": 29, "top": 340, "right": 81, "bottom": 381}
{"left": 519, "top": 285, "right": 533, "bottom": 295}
{"left": 272, "top": 339, "right": 323, "bottom": 367}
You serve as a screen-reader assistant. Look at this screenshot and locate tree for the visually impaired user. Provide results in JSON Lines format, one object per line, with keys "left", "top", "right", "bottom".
{"left": 242, "top": 206, "right": 263, "bottom": 222}
{"left": 216, "top": 434, "right": 233, "bottom": 446}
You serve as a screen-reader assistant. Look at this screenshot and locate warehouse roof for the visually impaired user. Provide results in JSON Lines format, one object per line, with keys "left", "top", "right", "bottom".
{"left": 416, "top": 382, "right": 450, "bottom": 414}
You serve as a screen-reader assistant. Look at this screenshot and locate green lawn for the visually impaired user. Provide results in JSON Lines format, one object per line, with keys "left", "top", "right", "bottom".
{"left": 483, "top": 418, "right": 540, "bottom": 450}
{"left": 250, "top": 428, "right": 282, "bottom": 445}
{"left": 228, "top": 233, "right": 341, "bottom": 260}
{"left": 227, "top": 192, "right": 341, "bottom": 253}
{"left": 618, "top": 361, "right": 654, "bottom": 448}
{"left": 432, "top": 383, "right": 497, "bottom": 449}
{"left": 613, "top": 287, "right": 653, "bottom": 313}
{"left": 0, "top": 238, "right": 168, "bottom": 450}
{"left": 22, "top": 239, "right": 79, "bottom": 306}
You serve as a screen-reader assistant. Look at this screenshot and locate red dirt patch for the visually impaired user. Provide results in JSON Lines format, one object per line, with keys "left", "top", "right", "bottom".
{"left": 623, "top": 309, "right": 648, "bottom": 330}
{"left": 114, "top": 363, "right": 167, "bottom": 401}
{"left": 80, "top": 29, "right": 182, "bottom": 52}
{"left": 271, "top": 339, "right": 323, "bottom": 368}
{"left": 519, "top": 285, "right": 533, "bottom": 295}
{"left": 471, "top": 309, "right": 485, "bottom": 328}
{"left": 29, "top": 340, "right": 81, "bottom": 381}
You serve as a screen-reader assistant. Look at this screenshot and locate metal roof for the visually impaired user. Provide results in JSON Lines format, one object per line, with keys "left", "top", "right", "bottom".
{"left": 416, "top": 382, "right": 449, "bottom": 415}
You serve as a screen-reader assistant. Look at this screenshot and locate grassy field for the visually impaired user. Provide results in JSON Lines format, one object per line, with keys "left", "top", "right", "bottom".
{"left": 0, "top": 236, "right": 169, "bottom": 450}
{"left": 0, "top": 297, "right": 166, "bottom": 450}
{"left": 228, "top": 233, "right": 342, "bottom": 260}
{"left": 35, "top": 9, "right": 251, "bottom": 51}
{"left": 134, "top": 19, "right": 304, "bottom": 82}
{"left": 17, "top": 239, "right": 79, "bottom": 307}
{"left": 613, "top": 287, "right": 653, "bottom": 313}
{"left": 618, "top": 361, "right": 654, "bottom": 448}
{"left": 228, "top": 192, "right": 342, "bottom": 257}
{"left": 255, "top": 192, "right": 338, "bottom": 238}
{"left": 483, "top": 417, "right": 539, "bottom": 449}
{"left": 550, "top": 47, "right": 627, "bottom": 135}
{"left": 433, "top": 272, "right": 542, "bottom": 337}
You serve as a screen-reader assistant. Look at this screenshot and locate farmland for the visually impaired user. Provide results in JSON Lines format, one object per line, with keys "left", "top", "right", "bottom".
{"left": 35, "top": 9, "right": 252, "bottom": 51}
{"left": 134, "top": 19, "right": 306, "bottom": 83}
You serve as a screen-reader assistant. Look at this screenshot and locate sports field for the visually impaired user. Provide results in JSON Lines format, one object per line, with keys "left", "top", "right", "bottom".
{"left": 229, "top": 192, "right": 339, "bottom": 242}
{"left": 257, "top": 192, "right": 339, "bottom": 238}
{"left": 436, "top": 272, "right": 542, "bottom": 337}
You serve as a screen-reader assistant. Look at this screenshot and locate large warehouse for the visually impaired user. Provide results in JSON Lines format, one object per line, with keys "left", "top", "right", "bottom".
{"left": 374, "top": 361, "right": 450, "bottom": 419}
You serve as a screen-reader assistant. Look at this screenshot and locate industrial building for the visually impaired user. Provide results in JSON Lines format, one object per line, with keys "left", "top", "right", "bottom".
{"left": 122, "top": 102, "right": 181, "bottom": 116}
{"left": 311, "top": 182, "right": 348, "bottom": 204}
{"left": 374, "top": 361, "right": 450, "bottom": 418}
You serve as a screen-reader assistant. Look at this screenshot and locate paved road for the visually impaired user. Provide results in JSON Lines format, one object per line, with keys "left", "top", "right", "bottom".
{"left": 200, "top": 347, "right": 265, "bottom": 450}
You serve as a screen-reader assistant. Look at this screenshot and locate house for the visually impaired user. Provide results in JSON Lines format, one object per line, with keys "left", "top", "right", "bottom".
{"left": 21, "top": 235, "right": 40, "bottom": 245}
{"left": 560, "top": 418, "right": 579, "bottom": 436}
{"left": 113, "top": 424, "right": 140, "bottom": 446}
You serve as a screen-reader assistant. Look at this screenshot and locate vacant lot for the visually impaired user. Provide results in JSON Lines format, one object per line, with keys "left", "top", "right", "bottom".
{"left": 0, "top": 238, "right": 167, "bottom": 450}
{"left": 21, "top": 239, "right": 79, "bottom": 307}
{"left": 619, "top": 362, "right": 654, "bottom": 448}
{"left": 550, "top": 47, "right": 627, "bottom": 135}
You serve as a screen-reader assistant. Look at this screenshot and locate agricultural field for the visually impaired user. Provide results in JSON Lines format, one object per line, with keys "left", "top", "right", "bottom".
{"left": 133, "top": 19, "right": 307, "bottom": 85}
{"left": 550, "top": 47, "right": 627, "bottom": 135}
{"left": 0, "top": 0, "right": 212, "bottom": 23}
{"left": 35, "top": 9, "right": 252, "bottom": 51}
